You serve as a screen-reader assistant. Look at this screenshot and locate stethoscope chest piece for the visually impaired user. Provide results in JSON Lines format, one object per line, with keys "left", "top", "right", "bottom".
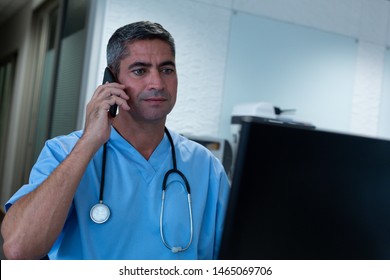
{"left": 90, "top": 202, "right": 110, "bottom": 224}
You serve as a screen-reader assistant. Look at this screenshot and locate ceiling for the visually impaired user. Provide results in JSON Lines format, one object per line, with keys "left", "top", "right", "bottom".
{"left": 0, "top": 0, "right": 30, "bottom": 26}
{"left": 2, "top": 0, "right": 390, "bottom": 28}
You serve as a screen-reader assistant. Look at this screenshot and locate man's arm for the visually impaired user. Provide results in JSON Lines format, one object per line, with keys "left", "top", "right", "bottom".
{"left": 1, "top": 82, "right": 129, "bottom": 259}
{"left": 1, "top": 136, "right": 99, "bottom": 259}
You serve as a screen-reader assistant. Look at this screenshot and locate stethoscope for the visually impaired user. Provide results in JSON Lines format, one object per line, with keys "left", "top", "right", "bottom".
{"left": 90, "top": 127, "right": 193, "bottom": 253}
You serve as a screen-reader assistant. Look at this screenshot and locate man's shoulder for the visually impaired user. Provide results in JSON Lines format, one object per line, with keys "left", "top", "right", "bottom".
{"left": 172, "top": 131, "right": 209, "bottom": 153}
{"left": 171, "top": 130, "right": 222, "bottom": 165}
{"left": 45, "top": 130, "right": 84, "bottom": 153}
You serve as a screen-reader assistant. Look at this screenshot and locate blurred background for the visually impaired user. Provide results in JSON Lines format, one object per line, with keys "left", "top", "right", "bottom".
{"left": 1, "top": 0, "right": 390, "bottom": 214}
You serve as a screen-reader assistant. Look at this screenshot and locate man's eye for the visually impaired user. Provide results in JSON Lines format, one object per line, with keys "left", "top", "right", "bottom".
{"left": 161, "top": 68, "right": 174, "bottom": 75}
{"left": 132, "top": 69, "right": 145, "bottom": 76}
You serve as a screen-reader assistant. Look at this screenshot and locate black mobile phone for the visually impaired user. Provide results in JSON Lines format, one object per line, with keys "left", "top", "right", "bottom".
{"left": 102, "top": 67, "right": 118, "bottom": 117}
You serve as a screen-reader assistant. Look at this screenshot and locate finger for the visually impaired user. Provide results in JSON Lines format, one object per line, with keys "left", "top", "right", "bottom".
{"left": 103, "top": 82, "right": 126, "bottom": 93}
{"left": 105, "top": 96, "right": 131, "bottom": 111}
{"left": 107, "top": 88, "right": 129, "bottom": 100}
{"left": 98, "top": 83, "right": 129, "bottom": 101}
{"left": 94, "top": 83, "right": 125, "bottom": 97}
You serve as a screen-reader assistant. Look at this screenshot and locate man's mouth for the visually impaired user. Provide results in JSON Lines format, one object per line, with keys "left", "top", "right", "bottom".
{"left": 145, "top": 97, "right": 166, "bottom": 101}
{"left": 144, "top": 97, "right": 167, "bottom": 104}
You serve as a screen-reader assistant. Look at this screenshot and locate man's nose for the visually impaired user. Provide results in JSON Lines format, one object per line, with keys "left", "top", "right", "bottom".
{"left": 147, "top": 70, "right": 164, "bottom": 91}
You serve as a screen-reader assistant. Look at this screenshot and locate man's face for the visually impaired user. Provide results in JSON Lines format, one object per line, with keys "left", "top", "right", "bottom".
{"left": 117, "top": 39, "right": 178, "bottom": 124}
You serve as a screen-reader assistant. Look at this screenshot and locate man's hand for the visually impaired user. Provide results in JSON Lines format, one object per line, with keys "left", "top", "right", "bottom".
{"left": 83, "top": 82, "right": 130, "bottom": 148}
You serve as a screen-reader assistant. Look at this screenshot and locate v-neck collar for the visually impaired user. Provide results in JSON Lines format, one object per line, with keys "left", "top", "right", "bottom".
{"left": 108, "top": 127, "right": 172, "bottom": 184}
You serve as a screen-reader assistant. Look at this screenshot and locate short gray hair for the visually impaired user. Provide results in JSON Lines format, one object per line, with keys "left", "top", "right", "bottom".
{"left": 106, "top": 21, "right": 175, "bottom": 77}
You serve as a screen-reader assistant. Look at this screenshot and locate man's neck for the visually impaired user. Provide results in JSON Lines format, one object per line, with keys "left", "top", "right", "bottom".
{"left": 112, "top": 117, "right": 166, "bottom": 160}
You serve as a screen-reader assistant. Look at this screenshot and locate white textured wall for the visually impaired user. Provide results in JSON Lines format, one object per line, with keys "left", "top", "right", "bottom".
{"left": 85, "top": 0, "right": 232, "bottom": 137}
{"left": 83, "top": 0, "right": 390, "bottom": 140}
{"left": 351, "top": 42, "right": 386, "bottom": 136}
{"left": 230, "top": 0, "right": 390, "bottom": 138}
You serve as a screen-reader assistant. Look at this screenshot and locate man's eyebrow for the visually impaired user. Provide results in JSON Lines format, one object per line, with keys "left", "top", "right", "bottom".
{"left": 159, "top": 60, "right": 176, "bottom": 68}
{"left": 127, "top": 60, "right": 176, "bottom": 70}
{"left": 128, "top": 62, "right": 151, "bottom": 69}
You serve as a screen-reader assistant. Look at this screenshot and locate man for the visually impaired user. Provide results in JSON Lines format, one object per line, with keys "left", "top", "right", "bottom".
{"left": 1, "top": 21, "right": 230, "bottom": 260}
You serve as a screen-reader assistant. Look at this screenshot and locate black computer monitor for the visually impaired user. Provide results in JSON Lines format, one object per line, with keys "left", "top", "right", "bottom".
{"left": 219, "top": 117, "right": 390, "bottom": 260}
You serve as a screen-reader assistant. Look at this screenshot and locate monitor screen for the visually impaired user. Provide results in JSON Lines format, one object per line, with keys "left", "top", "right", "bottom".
{"left": 219, "top": 117, "right": 390, "bottom": 260}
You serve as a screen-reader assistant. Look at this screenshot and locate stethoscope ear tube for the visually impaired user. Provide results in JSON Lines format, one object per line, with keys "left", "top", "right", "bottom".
{"left": 159, "top": 128, "right": 193, "bottom": 253}
{"left": 162, "top": 169, "right": 191, "bottom": 194}
{"left": 160, "top": 188, "right": 193, "bottom": 253}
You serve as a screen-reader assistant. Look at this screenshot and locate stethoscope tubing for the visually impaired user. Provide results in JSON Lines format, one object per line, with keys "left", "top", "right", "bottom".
{"left": 99, "top": 142, "right": 108, "bottom": 202}
{"left": 91, "top": 127, "right": 193, "bottom": 253}
{"left": 160, "top": 191, "right": 193, "bottom": 253}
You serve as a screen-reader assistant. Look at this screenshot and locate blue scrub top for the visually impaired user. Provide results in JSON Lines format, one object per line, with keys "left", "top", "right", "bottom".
{"left": 5, "top": 127, "right": 230, "bottom": 260}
